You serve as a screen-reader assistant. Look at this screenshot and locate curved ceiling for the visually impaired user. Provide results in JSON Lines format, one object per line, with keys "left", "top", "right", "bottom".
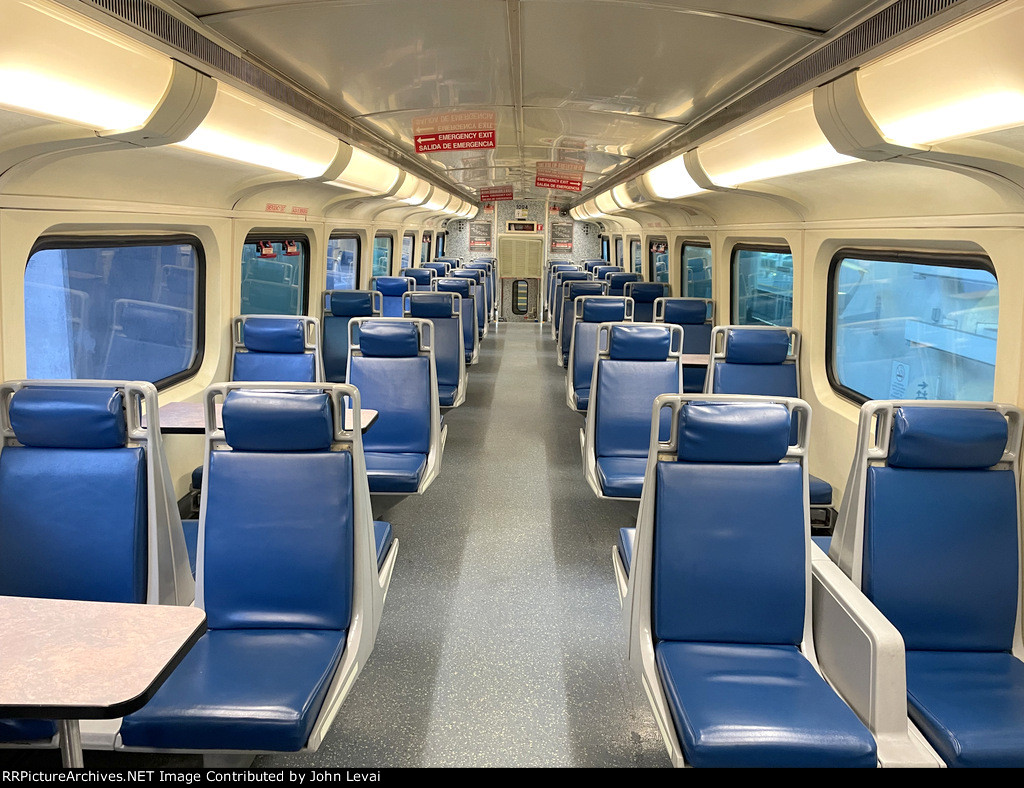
{"left": 165, "top": 0, "right": 898, "bottom": 204}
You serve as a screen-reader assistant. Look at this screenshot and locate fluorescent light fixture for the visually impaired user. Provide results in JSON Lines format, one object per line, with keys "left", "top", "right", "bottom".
{"left": 857, "top": 4, "right": 1024, "bottom": 145}
{"left": 328, "top": 147, "right": 401, "bottom": 194}
{"left": 392, "top": 175, "right": 431, "bottom": 205}
{"left": 178, "top": 82, "right": 339, "bottom": 178}
{"left": 595, "top": 191, "right": 619, "bottom": 214}
{"left": 612, "top": 184, "right": 636, "bottom": 209}
{"left": 0, "top": 0, "right": 173, "bottom": 130}
{"left": 699, "top": 94, "right": 853, "bottom": 187}
{"left": 422, "top": 190, "right": 452, "bottom": 212}
{"left": 643, "top": 153, "right": 703, "bottom": 200}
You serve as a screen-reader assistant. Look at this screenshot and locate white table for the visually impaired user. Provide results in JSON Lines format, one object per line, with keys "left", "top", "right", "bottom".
{"left": 0, "top": 596, "right": 206, "bottom": 768}
{"left": 151, "top": 402, "right": 378, "bottom": 435}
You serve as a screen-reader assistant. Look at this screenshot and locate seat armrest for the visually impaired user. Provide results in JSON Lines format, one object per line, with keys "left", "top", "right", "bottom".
{"left": 810, "top": 545, "right": 943, "bottom": 767}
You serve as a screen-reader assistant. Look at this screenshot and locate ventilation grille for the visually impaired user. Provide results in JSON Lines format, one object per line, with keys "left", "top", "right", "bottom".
{"left": 497, "top": 237, "right": 542, "bottom": 279}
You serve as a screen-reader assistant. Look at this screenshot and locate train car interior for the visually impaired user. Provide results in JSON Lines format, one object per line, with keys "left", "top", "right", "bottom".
{"left": 3, "top": 0, "right": 1024, "bottom": 769}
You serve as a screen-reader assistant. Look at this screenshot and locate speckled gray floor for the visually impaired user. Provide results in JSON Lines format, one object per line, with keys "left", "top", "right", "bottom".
{"left": 4, "top": 322, "right": 670, "bottom": 769}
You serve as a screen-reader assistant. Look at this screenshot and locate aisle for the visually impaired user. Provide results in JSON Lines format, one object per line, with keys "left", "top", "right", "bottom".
{"left": 264, "top": 322, "right": 670, "bottom": 768}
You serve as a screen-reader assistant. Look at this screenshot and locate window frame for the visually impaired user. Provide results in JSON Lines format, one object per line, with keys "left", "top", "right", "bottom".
{"left": 421, "top": 231, "right": 433, "bottom": 263}
{"left": 628, "top": 236, "right": 642, "bottom": 275}
{"left": 647, "top": 235, "right": 669, "bottom": 283}
{"left": 401, "top": 232, "right": 416, "bottom": 271}
{"left": 730, "top": 242, "right": 794, "bottom": 326}
{"left": 680, "top": 239, "right": 712, "bottom": 298}
{"left": 327, "top": 232, "right": 362, "bottom": 291}
{"left": 600, "top": 234, "right": 610, "bottom": 262}
{"left": 435, "top": 232, "right": 447, "bottom": 259}
{"left": 373, "top": 233, "right": 394, "bottom": 278}
{"left": 826, "top": 247, "right": 998, "bottom": 405}
{"left": 242, "top": 232, "right": 311, "bottom": 316}
{"left": 26, "top": 233, "right": 206, "bottom": 390}
{"left": 615, "top": 237, "right": 624, "bottom": 267}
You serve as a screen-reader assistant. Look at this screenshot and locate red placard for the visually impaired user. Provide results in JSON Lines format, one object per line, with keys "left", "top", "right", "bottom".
{"left": 413, "top": 111, "right": 496, "bottom": 153}
{"left": 480, "top": 186, "right": 514, "bottom": 202}
{"left": 536, "top": 160, "right": 584, "bottom": 192}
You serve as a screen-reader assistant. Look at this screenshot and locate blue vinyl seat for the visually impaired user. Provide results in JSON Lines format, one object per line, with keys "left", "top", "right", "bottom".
{"left": 566, "top": 296, "right": 633, "bottom": 412}
{"left": 606, "top": 272, "right": 641, "bottom": 296}
{"left": 119, "top": 385, "right": 396, "bottom": 758}
{"left": 321, "top": 290, "right": 381, "bottom": 383}
{"left": 707, "top": 326, "right": 834, "bottom": 520}
{"left": 557, "top": 280, "right": 608, "bottom": 367}
{"left": 434, "top": 277, "right": 479, "bottom": 365}
{"left": 624, "top": 281, "right": 670, "bottom": 322}
{"left": 618, "top": 395, "right": 877, "bottom": 767}
{"left": 404, "top": 291, "right": 466, "bottom": 408}
{"left": 551, "top": 270, "right": 591, "bottom": 340}
{"left": 593, "top": 265, "right": 623, "bottom": 282}
{"left": 544, "top": 263, "right": 578, "bottom": 324}
{"left": 451, "top": 269, "right": 487, "bottom": 340}
{"left": 464, "top": 261, "right": 495, "bottom": 323}
{"left": 372, "top": 276, "right": 416, "bottom": 317}
{"left": 231, "top": 315, "right": 323, "bottom": 383}
{"left": 347, "top": 319, "right": 446, "bottom": 496}
{"left": 581, "top": 259, "right": 606, "bottom": 273}
{"left": 0, "top": 381, "right": 193, "bottom": 746}
{"left": 421, "top": 261, "right": 450, "bottom": 279}
{"left": 655, "top": 297, "right": 714, "bottom": 393}
{"left": 580, "top": 324, "right": 682, "bottom": 500}
{"left": 826, "top": 401, "right": 1024, "bottom": 767}
{"left": 401, "top": 267, "right": 435, "bottom": 291}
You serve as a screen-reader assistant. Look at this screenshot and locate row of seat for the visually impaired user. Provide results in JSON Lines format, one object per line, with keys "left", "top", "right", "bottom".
{"left": 611, "top": 391, "right": 1024, "bottom": 768}
{"left": 0, "top": 381, "right": 396, "bottom": 760}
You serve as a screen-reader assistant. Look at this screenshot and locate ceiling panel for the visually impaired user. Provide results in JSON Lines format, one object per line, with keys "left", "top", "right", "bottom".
{"left": 521, "top": 107, "right": 678, "bottom": 157}
{"left": 611, "top": 1, "right": 883, "bottom": 32}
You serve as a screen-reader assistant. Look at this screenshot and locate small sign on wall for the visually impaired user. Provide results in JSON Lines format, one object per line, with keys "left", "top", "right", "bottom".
{"left": 550, "top": 222, "right": 573, "bottom": 252}
{"left": 469, "top": 221, "right": 493, "bottom": 250}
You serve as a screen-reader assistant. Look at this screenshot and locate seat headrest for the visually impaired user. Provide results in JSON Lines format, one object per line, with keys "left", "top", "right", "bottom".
{"left": 558, "top": 271, "right": 589, "bottom": 282}
{"left": 888, "top": 407, "right": 1009, "bottom": 469}
{"left": 402, "top": 268, "right": 434, "bottom": 284}
{"left": 607, "top": 272, "right": 641, "bottom": 286}
{"left": 242, "top": 318, "right": 306, "bottom": 353}
{"left": 119, "top": 302, "right": 190, "bottom": 342}
{"left": 677, "top": 402, "right": 791, "bottom": 463}
{"left": 374, "top": 276, "right": 413, "bottom": 296}
{"left": 626, "top": 283, "right": 668, "bottom": 303}
{"left": 465, "top": 262, "right": 491, "bottom": 272}
{"left": 407, "top": 293, "right": 456, "bottom": 318}
{"left": 357, "top": 321, "right": 420, "bottom": 357}
{"left": 435, "top": 277, "right": 472, "bottom": 296}
{"left": 567, "top": 282, "right": 606, "bottom": 299}
{"left": 582, "top": 298, "right": 627, "bottom": 323}
{"left": 662, "top": 299, "right": 708, "bottom": 325}
{"left": 9, "top": 386, "right": 127, "bottom": 449}
{"left": 594, "top": 266, "right": 622, "bottom": 278}
{"left": 608, "top": 324, "right": 671, "bottom": 361}
{"left": 329, "top": 291, "right": 375, "bottom": 317}
{"left": 221, "top": 391, "right": 333, "bottom": 452}
{"left": 452, "top": 269, "right": 482, "bottom": 283}
{"left": 724, "top": 328, "right": 789, "bottom": 364}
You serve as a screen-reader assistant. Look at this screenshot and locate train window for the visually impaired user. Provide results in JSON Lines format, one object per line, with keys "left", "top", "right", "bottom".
{"left": 421, "top": 232, "right": 432, "bottom": 263}
{"left": 600, "top": 234, "right": 610, "bottom": 262}
{"left": 401, "top": 233, "right": 415, "bottom": 269}
{"left": 327, "top": 235, "right": 360, "bottom": 290}
{"left": 615, "top": 237, "right": 623, "bottom": 267}
{"left": 436, "top": 232, "right": 447, "bottom": 259}
{"left": 649, "top": 237, "right": 668, "bottom": 283}
{"left": 241, "top": 236, "right": 309, "bottom": 316}
{"left": 682, "top": 242, "right": 712, "bottom": 299}
{"left": 630, "top": 238, "right": 642, "bottom": 275}
{"left": 732, "top": 245, "right": 793, "bottom": 327}
{"left": 829, "top": 251, "right": 998, "bottom": 403}
{"left": 373, "top": 235, "right": 393, "bottom": 277}
{"left": 25, "top": 237, "right": 203, "bottom": 388}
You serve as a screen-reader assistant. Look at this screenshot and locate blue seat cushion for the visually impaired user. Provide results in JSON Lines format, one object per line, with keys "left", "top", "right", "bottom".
{"left": 0, "top": 719, "right": 56, "bottom": 743}
{"left": 364, "top": 452, "right": 427, "bottom": 493}
{"left": 656, "top": 641, "right": 877, "bottom": 768}
{"left": 618, "top": 526, "right": 636, "bottom": 576}
{"left": 574, "top": 387, "right": 590, "bottom": 412}
{"left": 809, "top": 474, "right": 832, "bottom": 506}
{"left": 182, "top": 519, "right": 199, "bottom": 578}
{"left": 811, "top": 535, "right": 832, "bottom": 554}
{"left": 596, "top": 456, "right": 647, "bottom": 499}
{"left": 119, "top": 629, "right": 346, "bottom": 752}
{"left": 906, "top": 650, "right": 1024, "bottom": 768}
{"left": 373, "top": 521, "right": 394, "bottom": 570}
{"left": 439, "top": 385, "right": 459, "bottom": 407}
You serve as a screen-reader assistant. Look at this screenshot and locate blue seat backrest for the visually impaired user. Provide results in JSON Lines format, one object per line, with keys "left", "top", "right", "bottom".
{"left": 407, "top": 293, "right": 461, "bottom": 391}
{"left": 594, "top": 325, "right": 679, "bottom": 458}
{"left": 105, "top": 300, "right": 193, "bottom": 381}
{"left": 0, "top": 386, "right": 147, "bottom": 604}
{"left": 323, "top": 291, "right": 376, "bottom": 383}
{"left": 607, "top": 272, "right": 641, "bottom": 296}
{"left": 660, "top": 299, "right": 713, "bottom": 392}
{"left": 583, "top": 260, "right": 604, "bottom": 272}
{"left": 594, "top": 265, "right": 622, "bottom": 281}
{"left": 863, "top": 407, "right": 1018, "bottom": 652}
{"left": 233, "top": 317, "right": 316, "bottom": 383}
{"left": 435, "top": 278, "right": 476, "bottom": 354}
{"left": 554, "top": 271, "right": 591, "bottom": 332}
{"left": 374, "top": 277, "right": 414, "bottom": 317}
{"left": 349, "top": 322, "right": 431, "bottom": 454}
{"left": 653, "top": 402, "right": 805, "bottom": 644}
{"left": 626, "top": 282, "right": 669, "bottom": 322}
{"left": 572, "top": 298, "right": 629, "bottom": 392}
{"left": 402, "top": 268, "right": 434, "bottom": 291}
{"left": 561, "top": 282, "right": 609, "bottom": 360}
{"left": 547, "top": 265, "right": 577, "bottom": 312}
{"left": 203, "top": 391, "right": 352, "bottom": 632}
{"left": 421, "top": 262, "right": 449, "bottom": 278}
